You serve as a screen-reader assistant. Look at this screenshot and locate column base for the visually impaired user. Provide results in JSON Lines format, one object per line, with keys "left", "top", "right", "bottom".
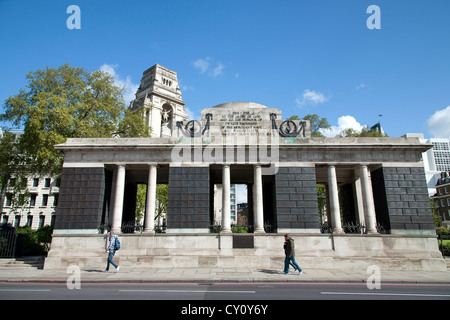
{"left": 332, "top": 228, "right": 345, "bottom": 235}
{"left": 366, "top": 229, "right": 379, "bottom": 235}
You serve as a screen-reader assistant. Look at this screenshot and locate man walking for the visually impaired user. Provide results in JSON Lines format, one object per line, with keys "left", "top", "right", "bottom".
{"left": 283, "top": 234, "right": 303, "bottom": 275}
{"left": 104, "top": 231, "right": 120, "bottom": 273}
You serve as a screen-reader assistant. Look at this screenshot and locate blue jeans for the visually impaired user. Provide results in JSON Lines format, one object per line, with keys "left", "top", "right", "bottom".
{"left": 106, "top": 251, "right": 118, "bottom": 271}
{"left": 284, "top": 254, "right": 302, "bottom": 273}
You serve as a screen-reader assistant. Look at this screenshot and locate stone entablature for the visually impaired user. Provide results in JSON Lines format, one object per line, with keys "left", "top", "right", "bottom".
{"left": 57, "top": 136, "right": 428, "bottom": 168}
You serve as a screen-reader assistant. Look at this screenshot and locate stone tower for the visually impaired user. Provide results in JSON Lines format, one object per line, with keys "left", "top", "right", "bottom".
{"left": 129, "top": 64, "right": 189, "bottom": 137}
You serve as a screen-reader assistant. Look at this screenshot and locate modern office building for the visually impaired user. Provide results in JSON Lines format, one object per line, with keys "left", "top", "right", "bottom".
{"left": 403, "top": 133, "right": 450, "bottom": 195}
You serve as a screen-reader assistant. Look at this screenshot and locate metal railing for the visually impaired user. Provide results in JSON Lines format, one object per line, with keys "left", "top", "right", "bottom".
{"left": 321, "top": 221, "right": 388, "bottom": 234}
{"left": 0, "top": 230, "right": 18, "bottom": 258}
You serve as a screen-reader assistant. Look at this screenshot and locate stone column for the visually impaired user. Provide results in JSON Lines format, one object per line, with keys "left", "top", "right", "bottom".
{"left": 253, "top": 165, "right": 265, "bottom": 233}
{"left": 359, "top": 164, "right": 378, "bottom": 234}
{"left": 328, "top": 165, "right": 344, "bottom": 234}
{"left": 111, "top": 165, "right": 126, "bottom": 233}
{"left": 144, "top": 164, "right": 157, "bottom": 233}
{"left": 221, "top": 165, "right": 232, "bottom": 233}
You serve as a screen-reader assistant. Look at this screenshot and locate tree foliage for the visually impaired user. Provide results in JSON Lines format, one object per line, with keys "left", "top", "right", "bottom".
{"left": 337, "top": 127, "right": 388, "bottom": 137}
{"left": 1, "top": 64, "right": 150, "bottom": 179}
{"left": 287, "top": 114, "right": 331, "bottom": 137}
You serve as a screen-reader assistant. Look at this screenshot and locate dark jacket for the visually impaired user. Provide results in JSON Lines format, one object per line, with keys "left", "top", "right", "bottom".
{"left": 284, "top": 238, "right": 295, "bottom": 256}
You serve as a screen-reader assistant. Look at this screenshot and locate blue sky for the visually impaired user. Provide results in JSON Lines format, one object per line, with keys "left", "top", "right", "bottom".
{"left": 1, "top": 0, "right": 450, "bottom": 138}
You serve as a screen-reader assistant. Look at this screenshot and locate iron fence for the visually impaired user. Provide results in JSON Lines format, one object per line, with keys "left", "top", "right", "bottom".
{"left": 0, "top": 230, "right": 18, "bottom": 258}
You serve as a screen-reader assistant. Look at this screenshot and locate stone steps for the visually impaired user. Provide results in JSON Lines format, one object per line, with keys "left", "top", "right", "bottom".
{"left": 0, "top": 256, "right": 45, "bottom": 270}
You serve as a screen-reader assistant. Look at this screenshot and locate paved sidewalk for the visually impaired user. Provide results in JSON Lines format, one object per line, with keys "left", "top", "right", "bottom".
{"left": 0, "top": 266, "right": 449, "bottom": 284}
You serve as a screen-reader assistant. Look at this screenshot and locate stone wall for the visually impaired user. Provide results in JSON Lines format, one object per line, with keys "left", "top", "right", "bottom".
{"left": 167, "top": 167, "right": 210, "bottom": 231}
{"left": 274, "top": 167, "right": 320, "bottom": 231}
{"left": 44, "top": 233, "right": 446, "bottom": 271}
{"left": 55, "top": 167, "right": 110, "bottom": 230}
{"left": 378, "top": 166, "right": 434, "bottom": 233}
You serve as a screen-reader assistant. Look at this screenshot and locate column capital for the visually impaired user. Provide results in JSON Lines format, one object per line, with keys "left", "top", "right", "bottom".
{"left": 327, "top": 163, "right": 338, "bottom": 167}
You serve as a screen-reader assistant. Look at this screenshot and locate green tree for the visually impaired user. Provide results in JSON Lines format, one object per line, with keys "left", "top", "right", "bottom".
{"left": 287, "top": 114, "right": 331, "bottom": 137}
{"left": 337, "top": 126, "right": 388, "bottom": 137}
{"left": 1, "top": 64, "right": 150, "bottom": 180}
{"left": 134, "top": 184, "right": 168, "bottom": 230}
{"left": 135, "top": 184, "right": 147, "bottom": 223}
{"left": 156, "top": 184, "right": 168, "bottom": 224}
{"left": 0, "top": 132, "right": 30, "bottom": 213}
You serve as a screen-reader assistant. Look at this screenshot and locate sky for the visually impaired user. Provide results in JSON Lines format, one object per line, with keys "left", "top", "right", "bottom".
{"left": 1, "top": 0, "right": 450, "bottom": 140}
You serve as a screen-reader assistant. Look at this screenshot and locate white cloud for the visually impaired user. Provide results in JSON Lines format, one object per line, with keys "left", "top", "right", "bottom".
{"left": 295, "top": 89, "right": 328, "bottom": 107}
{"left": 321, "top": 115, "right": 365, "bottom": 137}
{"left": 192, "top": 57, "right": 225, "bottom": 78}
{"left": 180, "top": 84, "right": 195, "bottom": 92}
{"left": 236, "top": 184, "right": 247, "bottom": 204}
{"left": 184, "top": 107, "right": 199, "bottom": 120}
{"left": 356, "top": 83, "right": 366, "bottom": 90}
{"left": 212, "top": 63, "right": 225, "bottom": 77}
{"left": 427, "top": 106, "right": 450, "bottom": 139}
{"left": 100, "top": 64, "right": 139, "bottom": 106}
{"left": 179, "top": 79, "right": 195, "bottom": 92}
{"left": 193, "top": 58, "right": 211, "bottom": 74}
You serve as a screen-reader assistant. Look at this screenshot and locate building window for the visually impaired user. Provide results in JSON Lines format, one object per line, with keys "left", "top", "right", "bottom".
{"left": 53, "top": 194, "right": 59, "bottom": 207}
{"left": 42, "top": 194, "right": 48, "bottom": 207}
{"left": 33, "top": 178, "right": 39, "bottom": 187}
{"left": 26, "top": 215, "right": 33, "bottom": 227}
{"left": 5, "top": 194, "right": 12, "bottom": 207}
{"left": 30, "top": 194, "right": 37, "bottom": 207}
{"left": 44, "top": 178, "right": 51, "bottom": 188}
{"left": 39, "top": 215, "right": 45, "bottom": 228}
{"left": 14, "top": 215, "right": 20, "bottom": 228}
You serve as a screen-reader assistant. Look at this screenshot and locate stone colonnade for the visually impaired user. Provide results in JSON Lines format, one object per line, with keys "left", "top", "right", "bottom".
{"left": 109, "top": 162, "right": 379, "bottom": 235}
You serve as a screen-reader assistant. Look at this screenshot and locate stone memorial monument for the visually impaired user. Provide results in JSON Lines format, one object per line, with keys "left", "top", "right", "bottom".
{"left": 44, "top": 64, "right": 446, "bottom": 271}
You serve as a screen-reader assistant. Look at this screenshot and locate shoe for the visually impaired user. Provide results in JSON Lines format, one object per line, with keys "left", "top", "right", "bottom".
{"left": 103, "top": 270, "right": 108, "bottom": 273}
{"left": 116, "top": 266, "right": 120, "bottom": 273}
{"left": 283, "top": 272, "right": 289, "bottom": 275}
{"left": 299, "top": 271, "right": 303, "bottom": 275}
